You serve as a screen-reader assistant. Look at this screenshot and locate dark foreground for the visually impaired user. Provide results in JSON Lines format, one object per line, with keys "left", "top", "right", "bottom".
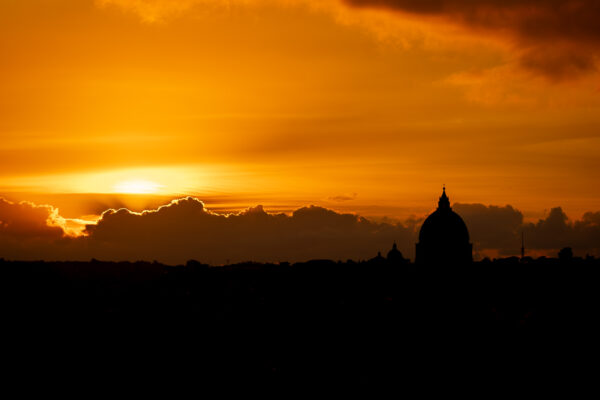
{"left": 3, "top": 256, "right": 600, "bottom": 393}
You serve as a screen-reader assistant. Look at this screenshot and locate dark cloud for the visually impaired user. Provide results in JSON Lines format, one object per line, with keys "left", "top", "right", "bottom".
{"left": 343, "top": 0, "right": 600, "bottom": 78}
{"left": 83, "top": 197, "right": 414, "bottom": 264}
{"left": 0, "top": 198, "right": 68, "bottom": 260}
{"left": 1, "top": 196, "right": 599, "bottom": 263}
{"left": 525, "top": 207, "right": 600, "bottom": 255}
{"left": 452, "top": 203, "right": 600, "bottom": 257}
{"left": 0, "top": 198, "right": 64, "bottom": 240}
{"left": 82, "top": 199, "right": 600, "bottom": 262}
{"left": 328, "top": 193, "right": 358, "bottom": 202}
{"left": 453, "top": 203, "right": 523, "bottom": 255}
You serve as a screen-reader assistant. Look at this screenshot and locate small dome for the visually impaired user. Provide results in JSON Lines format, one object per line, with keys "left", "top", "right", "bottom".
{"left": 387, "top": 242, "right": 404, "bottom": 261}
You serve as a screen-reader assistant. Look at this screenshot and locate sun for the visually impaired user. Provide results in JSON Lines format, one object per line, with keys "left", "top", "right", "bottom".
{"left": 113, "top": 179, "right": 162, "bottom": 194}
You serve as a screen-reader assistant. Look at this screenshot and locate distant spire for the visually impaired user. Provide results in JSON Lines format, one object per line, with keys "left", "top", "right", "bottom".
{"left": 521, "top": 231, "right": 525, "bottom": 259}
{"left": 438, "top": 185, "right": 450, "bottom": 210}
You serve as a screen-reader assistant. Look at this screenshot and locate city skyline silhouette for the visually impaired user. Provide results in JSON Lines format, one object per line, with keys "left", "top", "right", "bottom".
{"left": 2, "top": 1, "right": 600, "bottom": 391}
{"left": 1, "top": 186, "right": 599, "bottom": 264}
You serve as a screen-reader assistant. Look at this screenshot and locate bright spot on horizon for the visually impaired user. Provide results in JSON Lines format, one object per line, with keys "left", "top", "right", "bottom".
{"left": 113, "top": 180, "right": 162, "bottom": 194}
{"left": 0, "top": 165, "right": 230, "bottom": 196}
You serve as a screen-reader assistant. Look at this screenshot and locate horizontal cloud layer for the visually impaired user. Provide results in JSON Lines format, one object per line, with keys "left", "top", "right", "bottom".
{"left": 1, "top": 196, "right": 599, "bottom": 263}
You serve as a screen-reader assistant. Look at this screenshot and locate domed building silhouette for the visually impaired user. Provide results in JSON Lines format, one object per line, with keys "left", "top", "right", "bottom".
{"left": 416, "top": 187, "right": 472, "bottom": 265}
{"left": 387, "top": 242, "right": 407, "bottom": 265}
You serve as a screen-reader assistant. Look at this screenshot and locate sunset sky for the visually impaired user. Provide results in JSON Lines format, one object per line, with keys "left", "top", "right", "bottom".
{"left": 1, "top": 0, "right": 600, "bottom": 262}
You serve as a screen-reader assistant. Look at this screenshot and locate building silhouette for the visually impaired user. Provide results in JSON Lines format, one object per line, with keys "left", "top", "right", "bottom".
{"left": 387, "top": 242, "right": 407, "bottom": 265}
{"left": 416, "top": 187, "right": 472, "bottom": 265}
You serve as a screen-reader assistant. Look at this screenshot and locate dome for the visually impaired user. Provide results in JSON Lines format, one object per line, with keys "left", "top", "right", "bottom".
{"left": 387, "top": 242, "right": 406, "bottom": 264}
{"left": 418, "top": 208, "right": 470, "bottom": 244}
{"left": 387, "top": 242, "right": 402, "bottom": 259}
{"left": 416, "top": 187, "right": 472, "bottom": 265}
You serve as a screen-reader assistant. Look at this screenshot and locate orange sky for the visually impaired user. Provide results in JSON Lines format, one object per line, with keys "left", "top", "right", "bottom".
{"left": 1, "top": 0, "right": 600, "bottom": 224}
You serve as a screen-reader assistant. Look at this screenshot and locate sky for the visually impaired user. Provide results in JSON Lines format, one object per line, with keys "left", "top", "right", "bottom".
{"left": 1, "top": 0, "right": 600, "bottom": 262}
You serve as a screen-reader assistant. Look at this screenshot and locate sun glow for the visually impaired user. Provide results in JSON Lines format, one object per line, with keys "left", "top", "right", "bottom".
{"left": 113, "top": 179, "right": 162, "bottom": 194}
{"left": 0, "top": 166, "right": 219, "bottom": 195}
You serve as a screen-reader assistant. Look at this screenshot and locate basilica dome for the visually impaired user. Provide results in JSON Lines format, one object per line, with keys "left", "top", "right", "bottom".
{"left": 416, "top": 187, "right": 472, "bottom": 265}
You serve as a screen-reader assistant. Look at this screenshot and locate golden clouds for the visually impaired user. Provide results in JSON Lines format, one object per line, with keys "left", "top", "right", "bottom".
{"left": 96, "top": 0, "right": 600, "bottom": 79}
{"left": 344, "top": 0, "right": 600, "bottom": 79}
{"left": 0, "top": 0, "right": 599, "bottom": 223}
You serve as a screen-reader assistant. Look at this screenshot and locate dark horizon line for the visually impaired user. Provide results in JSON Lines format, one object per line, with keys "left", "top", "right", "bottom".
{"left": 0, "top": 247, "right": 590, "bottom": 268}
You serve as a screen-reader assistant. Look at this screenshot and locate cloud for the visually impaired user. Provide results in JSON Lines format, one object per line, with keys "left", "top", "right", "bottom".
{"left": 95, "top": 0, "right": 600, "bottom": 79}
{"left": 83, "top": 197, "right": 414, "bottom": 264}
{"left": 343, "top": 0, "right": 600, "bottom": 79}
{"left": 453, "top": 203, "right": 523, "bottom": 256}
{"left": 328, "top": 193, "right": 358, "bottom": 202}
{"left": 452, "top": 203, "right": 600, "bottom": 257}
{"left": 0, "top": 198, "right": 66, "bottom": 239}
{"left": 80, "top": 199, "right": 600, "bottom": 260}
{"left": 1, "top": 196, "right": 599, "bottom": 263}
{"left": 525, "top": 207, "right": 600, "bottom": 255}
{"left": 0, "top": 198, "right": 72, "bottom": 260}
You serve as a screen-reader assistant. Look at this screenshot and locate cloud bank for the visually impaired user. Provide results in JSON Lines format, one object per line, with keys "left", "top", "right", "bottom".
{"left": 524, "top": 207, "right": 600, "bottom": 253}
{"left": 1, "top": 196, "right": 599, "bottom": 264}
{"left": 83, "top": 197, "right": 413, "bottom": 264}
